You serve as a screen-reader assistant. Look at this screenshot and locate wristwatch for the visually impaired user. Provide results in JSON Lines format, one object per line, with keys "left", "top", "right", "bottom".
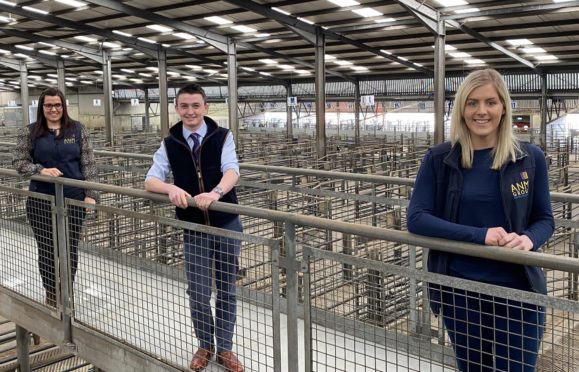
{"left": 211, "top": 186, "right": 224, "bottom": 199}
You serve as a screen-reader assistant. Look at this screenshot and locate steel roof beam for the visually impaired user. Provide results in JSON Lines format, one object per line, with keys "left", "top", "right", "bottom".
{"left": 223, "top": 0, "right": 432, "bottom": 74}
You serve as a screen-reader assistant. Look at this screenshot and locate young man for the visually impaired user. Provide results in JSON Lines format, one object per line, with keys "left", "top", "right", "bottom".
{"left": 145, "top": 84, "right": 244, "bottom": 372}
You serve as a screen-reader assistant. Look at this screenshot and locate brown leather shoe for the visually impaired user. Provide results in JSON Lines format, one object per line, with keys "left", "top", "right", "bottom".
{"left": 217, "top": 351, "right": 244, "bottom": 372}
{"left": 189, "top": 347, "right": 214, "bottom": 371}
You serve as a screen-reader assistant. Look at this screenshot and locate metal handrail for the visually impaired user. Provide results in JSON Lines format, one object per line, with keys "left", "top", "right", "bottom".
{"left": 1, "top": 167, "right": 578, "bottom": 274}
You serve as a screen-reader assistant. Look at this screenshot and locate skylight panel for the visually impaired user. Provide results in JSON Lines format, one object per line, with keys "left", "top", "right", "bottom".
{"left": 230, "top": 25, "right": 256, "bottom": 33}
{"left": 175, "top": 32, "right": 196, "bottom": 40}
{"left": 534, "top": 55, "right": 558, "bottom": 61}
{"left": 352, "top": 8, "right": 382, "bottom": 17}
{"left": 137, "top": 37, "right": 157, "bottom": 44}
{"left": 272, "top": 7, "right": 290, "bottom": 16}
{"left": 465, "top": 59, "right": 485, "bottom": 64}
{"left": 506, "top": 39, "right": 533, "bottom": 46}
{"left": 205, "top": 16, "right": 232, "bottom": 25}
{"left": 113, "top": 30, "right": 132, "bottom": 37}
{"left": 297, "top": 17, "right": 315, "bottom": 25}
{"left": 521, "top": 47, "right": 546, "bottom": 54}
{"left": 449, "top": 52, "right": 471, "bottom": 58}
{"left": 74, "top": 35, "right": 97, "bottom": 42}
{"left": 147, "top": 25, "right": 173, "bottom": 33}
{"left": 434, "top": 0, "right": 468, "bottom": 6}
{"left": 22, "top": 6, "right": 49, "bottom": 15}
{"left": 374, "top": 18, "right": 396, "bottom": 23}
{"left": 102, "top": 42, "right": 121, "bottom": 49}
{"left": 55, "top": 0, "right": 86, "bottom": 7}
{"left": 454, "top": 8, "right": 479, "bottom": 14}
{"left": 328, "top": 0, "right": 359, "bottom": 7}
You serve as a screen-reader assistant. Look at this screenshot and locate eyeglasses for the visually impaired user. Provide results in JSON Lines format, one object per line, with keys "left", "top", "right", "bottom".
{"left": 43, "top": 103, "right": 63, "bottom": 111}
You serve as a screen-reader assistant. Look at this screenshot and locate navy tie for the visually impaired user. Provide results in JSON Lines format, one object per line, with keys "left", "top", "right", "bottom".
{"left": 191, "top": 133, "right": 201, "bottom": 161}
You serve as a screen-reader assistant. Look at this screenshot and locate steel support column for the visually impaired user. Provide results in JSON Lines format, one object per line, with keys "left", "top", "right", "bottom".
{"left": 354, "top": 80, "right": 360, "bottom": 145}
{"left": 286, "top": 83, "right": 293, "bottom": 139}
{"left": 158, "top": 47, "right": 169, "bottom": 138}
{"left": 433, "top": 20, "right": 446, "bottom": 145}
{"left": 20, "top": 62, "right": 29, "bottom": 126}
{"left": 57, "top": 60, "right": 66, "bottom": 95}
{"left": 102, "top": 51, "right": 114, "bottom": 147}
{"left": 227, "top": 38, "right": 239, "bottom": 146}
{"left": 144, "top": 88, "right": 151, "bottom": 132}
{"left": 540, "top": 73, "right": 547, "bottom": 150}
{"left": 315, "top": 27, "right": 326, "bottom": 159}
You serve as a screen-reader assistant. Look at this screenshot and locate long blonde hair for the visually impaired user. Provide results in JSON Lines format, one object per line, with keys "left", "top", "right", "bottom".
{"left": 449, "top": 69, "right": 520, "bottom": 169}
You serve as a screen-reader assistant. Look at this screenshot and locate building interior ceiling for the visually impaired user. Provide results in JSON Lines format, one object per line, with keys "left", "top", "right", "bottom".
{"left": 0, "top": 0, "right": 578, "bottom": 92}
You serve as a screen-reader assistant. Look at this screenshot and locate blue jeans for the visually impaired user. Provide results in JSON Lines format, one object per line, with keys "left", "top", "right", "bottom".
{"left": 441, "top": 286, "right": 545, "bottom": 372}
{"left": 184, "top": 217, "right": 242, "bottom": 352}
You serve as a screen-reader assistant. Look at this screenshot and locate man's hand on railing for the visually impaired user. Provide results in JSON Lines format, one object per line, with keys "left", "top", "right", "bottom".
{"left": 167, "top": 184, "right": 191, "bottom": 209}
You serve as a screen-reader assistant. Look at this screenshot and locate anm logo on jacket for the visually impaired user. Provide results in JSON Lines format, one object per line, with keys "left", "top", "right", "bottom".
{"left": 63, "top": 137, "right": 76, "bottom": 144}
{"left": 511, "top": 171, "right": 529, "bottom": 198}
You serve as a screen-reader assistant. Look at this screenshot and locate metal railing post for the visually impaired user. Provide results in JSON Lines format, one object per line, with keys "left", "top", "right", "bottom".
{"left": 54, "top": 184, "right": 73, "bottom": 344}
{"left": 409, "top": 245, "right": 418, "bottom": 334}
{"left": 302, "top": 247, "right": 313, "bottom": 372}
{"left": 16, "top": 325, "right": 30, "bottom": 372}
{"left": 284, "top": 222, "right": 300, "bottom": 372}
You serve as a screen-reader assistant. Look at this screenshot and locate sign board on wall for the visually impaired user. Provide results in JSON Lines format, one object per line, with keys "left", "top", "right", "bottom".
{"left": 288, "top": 96, "right": 297, "bottom": 107}
{"left": 511, "top": 100, "right": 517, "bottom": 109}
{"left": 360, "top": 95, "right": 375, "bottom": 108}
{"left": 131, "top": 98, "right": 139, "bottom": 106}
{"left": 93, "top": 99, "right": 101, "bottom": 107}
{"left": 31, "top": 100, "right": 39, "bottom": 107}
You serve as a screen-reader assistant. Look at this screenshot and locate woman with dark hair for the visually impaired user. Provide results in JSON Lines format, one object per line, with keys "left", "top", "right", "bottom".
{"left": 13, "top": 87, "right": 98, "bottom": 307}
{"left": 408, "top": 69, "right": 554, "bottom": 371}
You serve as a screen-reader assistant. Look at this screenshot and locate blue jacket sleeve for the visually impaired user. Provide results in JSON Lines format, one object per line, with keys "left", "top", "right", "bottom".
{"left": 407, "top": 150, "right": 487, "bottom": 244}
{"left": 522, "top": 145, "right": 555, "bottom": 250}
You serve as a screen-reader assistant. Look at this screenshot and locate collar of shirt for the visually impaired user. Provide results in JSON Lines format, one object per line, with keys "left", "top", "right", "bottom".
{"left": 182, "top": 121, "right": 207, "bottom": 143}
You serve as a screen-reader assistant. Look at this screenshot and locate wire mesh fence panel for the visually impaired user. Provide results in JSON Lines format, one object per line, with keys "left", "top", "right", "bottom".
{"left": 69, "top": 200, "right": 279, "bottom": 371}
{"left": 304, "top": 243, "right": 579, "bottom": 372}
{"left": 303, "top": 242, "right": 451, "bottom": 372}
{"left": 0, "top": 185, "right": 59, "bottom": 311}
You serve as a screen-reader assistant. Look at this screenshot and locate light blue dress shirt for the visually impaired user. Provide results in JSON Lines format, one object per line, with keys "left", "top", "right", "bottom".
{"left": 146, "top": 121, "right": 240, "bottom": 182}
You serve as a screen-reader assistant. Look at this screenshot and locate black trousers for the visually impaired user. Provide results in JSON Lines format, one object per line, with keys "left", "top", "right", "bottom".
{"left": 26, "top": 197, "right": 86, "bottom": 296}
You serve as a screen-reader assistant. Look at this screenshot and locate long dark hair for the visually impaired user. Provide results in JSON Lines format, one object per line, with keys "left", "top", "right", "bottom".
{"left": 31, "top": 87, "right": 76, "bottom": 139}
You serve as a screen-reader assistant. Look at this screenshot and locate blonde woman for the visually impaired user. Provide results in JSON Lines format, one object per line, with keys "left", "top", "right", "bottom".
{"left": 408, "top": 69, "right": 553, "bottom": 371}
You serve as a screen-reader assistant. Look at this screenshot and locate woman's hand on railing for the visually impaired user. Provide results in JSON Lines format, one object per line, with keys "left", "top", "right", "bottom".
{"left": 40, "top": 167, "right": 63, "bottom": 177}
{"left": 499, "top": 233, "right": 534, "bottom": 251}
